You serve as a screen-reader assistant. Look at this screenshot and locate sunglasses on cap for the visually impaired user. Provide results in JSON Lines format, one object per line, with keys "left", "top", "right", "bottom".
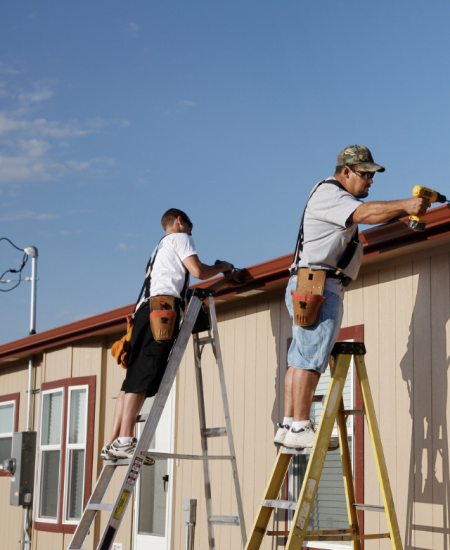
{"left": 347, "top": 166, "right": 375, "bottom": 180}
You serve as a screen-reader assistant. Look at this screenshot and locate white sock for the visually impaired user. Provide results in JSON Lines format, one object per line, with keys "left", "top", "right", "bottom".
{"left": 292, "top": 420, "right": 310, "bottom": 431}
{"left": 282, "top": 417, "right": 294, "bottom": 427}
{"left": 118, "top": 437, "right": 133, "bottom": 445}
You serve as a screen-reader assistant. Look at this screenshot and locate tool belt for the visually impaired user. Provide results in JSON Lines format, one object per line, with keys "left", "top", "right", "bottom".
{"left": 150, "top": 296, "right": 178, "bottom": 342}
{"left": 291, "top": 269, "right": 326, "bottom": 327}
{"left": 290, "top": 267, "right": 353, "bottom": 288}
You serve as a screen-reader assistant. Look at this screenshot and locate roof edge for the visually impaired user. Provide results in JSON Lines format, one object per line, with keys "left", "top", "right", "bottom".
{"left": 2, "top": 204, "right": 450, "bottom": 363}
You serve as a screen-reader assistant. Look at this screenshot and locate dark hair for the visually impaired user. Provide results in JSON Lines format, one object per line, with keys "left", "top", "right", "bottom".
{"left": 161, "top": 208, "right": 192, "bottom": 230}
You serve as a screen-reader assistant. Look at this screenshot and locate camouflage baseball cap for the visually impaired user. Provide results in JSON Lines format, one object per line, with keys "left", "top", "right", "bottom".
{"left": 337, "top": 145, "right": 385, "bottom": 172}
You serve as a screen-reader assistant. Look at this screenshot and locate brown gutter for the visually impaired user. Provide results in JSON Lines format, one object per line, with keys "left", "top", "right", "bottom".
{"left": 2, "top": 204, "right": 450, "bottom": 364}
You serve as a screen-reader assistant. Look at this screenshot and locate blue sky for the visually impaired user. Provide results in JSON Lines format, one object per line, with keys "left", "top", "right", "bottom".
{"left": 1, "top": 1, "right": 450, "bottom": 344}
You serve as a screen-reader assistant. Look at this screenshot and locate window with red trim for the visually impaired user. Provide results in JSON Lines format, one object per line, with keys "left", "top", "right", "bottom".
{"left": 0, "top": 392, "right": 20, "bottom": 477}
{"left": 34, "top": 376, "right": 95, "bottom": 534}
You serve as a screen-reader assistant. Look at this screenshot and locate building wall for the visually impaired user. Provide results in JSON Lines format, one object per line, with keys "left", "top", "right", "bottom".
{"left": 342, "top": 240, "right": 450, "bottom": 550}
{"left": 1, "top": 238, "right": 450, "bottom": 550}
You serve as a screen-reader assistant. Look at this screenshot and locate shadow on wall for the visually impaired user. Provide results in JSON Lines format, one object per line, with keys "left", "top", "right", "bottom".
{"left": 400, "top": 264, "right": 450, "bottom": 549}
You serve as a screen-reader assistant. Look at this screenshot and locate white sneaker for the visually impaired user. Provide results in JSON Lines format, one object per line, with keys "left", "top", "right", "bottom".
{"left": 100, "top": 443, "right": 113, "bottom": 460}
{"left": 108, "top": 438, "right": 155, "bottom": 465}
{"left": 274, "top": 423, "right": 291, "bottom": 447}
{"left": 284, "top": 422, "right": 316, "bottom": 449}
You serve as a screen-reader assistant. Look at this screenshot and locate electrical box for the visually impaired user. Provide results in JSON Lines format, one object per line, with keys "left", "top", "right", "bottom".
{"left": 3, "top": 432, "right": 36, "bottom": 507}
{"left": 183, "top": 498, "right": 197, "bottom": 524}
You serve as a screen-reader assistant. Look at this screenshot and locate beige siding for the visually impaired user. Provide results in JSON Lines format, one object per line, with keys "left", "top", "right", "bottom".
{"left": 171, "top": 293, "right": 290, "bottom": 550}
{"left": 343, "top": 243, "right": 450, "bottom": 549}
{"left": 3, "top": 238, "right": 450, "bottom": 550}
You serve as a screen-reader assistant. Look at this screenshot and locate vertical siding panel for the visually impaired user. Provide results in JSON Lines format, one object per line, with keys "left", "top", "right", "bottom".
{"left": 347, "top": 276, "right": 364, "bottom": 327}
{"left": 233, "top": 303, "right": 248, "bottom": 545}
{"left": 430, "top": 254, "right": 449, "bottom": 550}
{"left": 412, "top": 257, "right": 432, "bottom": 550}
{"left": 378, "top": 267, "right": 397, "bottom": 545}
{"left": 44, "top": 346, "right": 72, "bottom": 382}
{"left": 222, "top": 307, "right": 237, "bottom": 550}
{"left": 253, "top": 300, "right": 269, "bottom": 549}
{"left": 395, "top": 261, "right": 414, "bottom": 543}
{"left": 243, "top": 304, "right": 257, "bottom": 539}
{"left": 362, "top": 270, "right": 380, "bottom": 543}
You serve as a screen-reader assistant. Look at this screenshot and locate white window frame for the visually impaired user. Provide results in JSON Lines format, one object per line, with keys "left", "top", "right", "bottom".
{"left": 62, "top": 384, "right": 89, "bottom": 525}
{"left": 0, "top": 399, "right": 16, "bottom": 470}
{"left": 36, "top": 386, "right": 65, "bottom": 524}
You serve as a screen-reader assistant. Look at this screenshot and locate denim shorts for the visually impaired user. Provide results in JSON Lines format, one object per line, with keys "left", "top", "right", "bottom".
{"left": 286, "top": 275, "right": 343, "bottom": 374}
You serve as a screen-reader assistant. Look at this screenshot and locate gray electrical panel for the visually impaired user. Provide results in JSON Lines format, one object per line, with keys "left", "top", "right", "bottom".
{"left": 3, "top": 432, "right": 37, "bottom": 507}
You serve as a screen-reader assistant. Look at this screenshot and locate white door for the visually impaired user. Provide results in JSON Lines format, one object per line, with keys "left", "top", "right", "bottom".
{"left": 133, "top": 386, "right": 175, "bottom": 550}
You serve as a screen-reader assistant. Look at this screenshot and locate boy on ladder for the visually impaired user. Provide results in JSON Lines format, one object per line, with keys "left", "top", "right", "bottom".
{"left": 275, "top": 145, "right": 429, "bottom": 449}
{"left": 102, "top": 207, "right": 235, "bottom": 461}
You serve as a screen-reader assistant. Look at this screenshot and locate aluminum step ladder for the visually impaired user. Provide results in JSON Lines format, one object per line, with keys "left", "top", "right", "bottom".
{"left": 67, "top": 288, "right": 247, "bottom": 550}
{"left": 244, "top": 341, "right": 403, "bottom": 550}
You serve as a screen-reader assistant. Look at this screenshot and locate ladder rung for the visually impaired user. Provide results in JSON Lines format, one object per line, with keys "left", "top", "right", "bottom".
{"left": 201, "top": 427, "right": 227, "bottom": 437}
{"left": 280, "top": 446, "right": 312, "bottom": 456}
{"left": 209, "top": 515, "right": 239, "bottom": 525}
{"left": 104, "top": 458, "right": 131, "bottom": 465}
{"left": 312, "top": 395, "right": 325, "bottom": 403}
{"left": 343, "top": 409, "right": 365, "bottom": 416}
{"left": 136, "top": 413, "right": 148, "bottom": 423}
{"left": 353, "top": 503, "right": 385, "bottom": 512}
{"left": 263, "top": 499, "right": 297, "bottom": 510}
{"left": 197, "top": 336, "right": 212, "bottom": 344}
{"left": 142, "top": 451, "right": 234, "bottom": 460}
{"left": 87, "top": 503, "right": 114, "bottom": 511}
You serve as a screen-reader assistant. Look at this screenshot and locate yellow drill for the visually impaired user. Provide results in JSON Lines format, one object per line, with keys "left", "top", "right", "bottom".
{"left": 408, "top": 185, "right": 449, "bottom": 232}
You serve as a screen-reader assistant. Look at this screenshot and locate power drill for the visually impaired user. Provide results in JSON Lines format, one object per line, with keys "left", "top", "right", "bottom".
{"left": 408, "top": 185, "right": 449, "bottom": 232}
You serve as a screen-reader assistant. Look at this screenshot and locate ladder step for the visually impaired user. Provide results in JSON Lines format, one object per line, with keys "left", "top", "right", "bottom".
{"left": 86, "top": 503, "right": 114, "bottom": 511}
{"left": 263, "top": 499, "right": 297, "bottom": 510}
{"left": 343, "top": 409, "right": 365, "bottom": 416}
{"left": 353, "top": 503, "right": 385, "bottom": 512}
{"left": 197, "top": 336, "right": 212, "bottom": 344}
{"left": 104, "top": 458, "right": 131, "bottom": 466}
{"left": 201, "top": 427, "right": 227, "bottom": 437}
{"left": 143, "top": 451, "right": 234, "bottom": 460}
{"left": 209, "top": 515, "right": 239, "bottom": 526}
{"left": 136, "top": 413, "right": 148, "bottom": 423}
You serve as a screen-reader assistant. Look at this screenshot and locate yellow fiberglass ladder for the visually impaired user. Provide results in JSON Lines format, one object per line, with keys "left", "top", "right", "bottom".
{"left": 67, "top": 288, "right": 247, "bottom": 550}
{"left": 244, "top": 341, "right": 403, "bottom": 550}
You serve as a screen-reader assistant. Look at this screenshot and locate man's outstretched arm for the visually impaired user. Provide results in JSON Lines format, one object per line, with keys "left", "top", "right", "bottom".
{"left": 183, "top": 255, "right": 233, "bottom": 280}
{"left": 349, "top": 197, "right": 430, "bottom": 225}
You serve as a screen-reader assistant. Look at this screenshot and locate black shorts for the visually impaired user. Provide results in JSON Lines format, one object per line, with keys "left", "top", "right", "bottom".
{"left": 121, "top": 300, "right": 180, "bottom": 398}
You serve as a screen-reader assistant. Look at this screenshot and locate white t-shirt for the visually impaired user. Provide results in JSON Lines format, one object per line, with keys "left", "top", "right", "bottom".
{"left": 296, "top": 178, "right": 364, "bottom": 299}
{"left": 136, "top": 233, "right": 197, "bottom": 311}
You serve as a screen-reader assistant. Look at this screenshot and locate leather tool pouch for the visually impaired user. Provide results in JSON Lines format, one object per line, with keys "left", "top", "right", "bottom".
{"left": 150, "top": 296, "right": 178, "bottom": 342}
{"left": 292, "top": 269, "right": 326, "bottom": 327}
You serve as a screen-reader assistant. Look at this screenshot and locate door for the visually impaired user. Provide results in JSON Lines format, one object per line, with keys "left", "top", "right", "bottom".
{"left": 133, "top": 386, "right": 175, "bottom": 550}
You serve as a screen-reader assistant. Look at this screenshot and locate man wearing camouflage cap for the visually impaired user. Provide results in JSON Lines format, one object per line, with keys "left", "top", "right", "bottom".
{"left": 275, "top": 145, "right": 430, "bottom": 449}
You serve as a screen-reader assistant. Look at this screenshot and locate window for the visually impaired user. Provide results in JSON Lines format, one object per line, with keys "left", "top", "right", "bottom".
{"left": 0, "top": 392, "right": 20, "bottom": 477}
{"left": 34, "top": 376, "right": 95, "bottom": 534}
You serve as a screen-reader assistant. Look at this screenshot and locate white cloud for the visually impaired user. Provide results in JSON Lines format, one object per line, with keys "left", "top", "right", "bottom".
{"left": 18, "top": 80, "right": 56, "bottom": 106}
{"left": 18, "top": 139, "right": 51, "bottom": 157}
{"left": 116, "top": 243, "right": 136, "bottom": 251}
{"left": 65, "top": 157, "right": 114, "bottom": 172}
{"left": 0, "top": 210, "right": 59, "bottom": 222}
{"left": 165, "top": 100, "right": 197, "bottom": 115}
{"left": 0, "top": 75, "right": 124, "bottom": 185}
{"left": 125, "top": 22, "right": 140, "bottom": 37}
